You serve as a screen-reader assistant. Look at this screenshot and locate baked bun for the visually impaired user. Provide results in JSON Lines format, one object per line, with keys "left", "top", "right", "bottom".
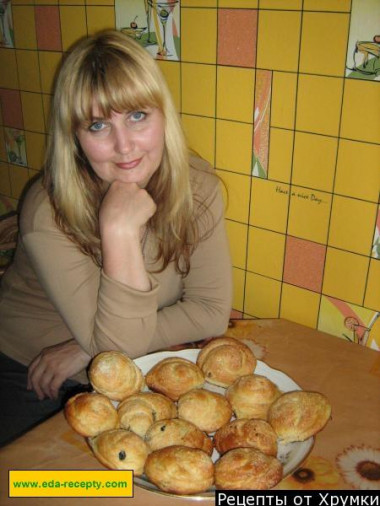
{"left": 89, "top": 351, "right": 144, "bottom": 401}
{"left": 88, "top": 428, "right": 149, "bottom": 474}
{"left": 226, "top": 374, "right": 281, "bottom": 420}
{"left": 178, "top": 388, "right": 232, "bottom": 433}
{"left": 145, "top": 418, "right": 213, "bottom": 455}
{"left": 145, "top": 357, "right": 204, "bottom": 401}
{"left": 144, "top": 445, "right": 214, "bottom": 495}
{"left": 268, "top": 391, "right": 332, "bottom": 443}
{"left": 196, "top": 337, "right": 256, "bottom": 387}
{"left": 118, "top": 392, "right": 177, "bottom": 438}
{"left": 215, "top": 448, "right": 283, "bottom": 490}
{"left": 214, "top": 418, "right": 278, "bottom": 456}
{"left": 64, "top": 392, "right": 118, "bottom": 437}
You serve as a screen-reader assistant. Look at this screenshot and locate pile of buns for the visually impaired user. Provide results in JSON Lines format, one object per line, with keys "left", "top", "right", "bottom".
{"left": 64, "top": 338, "right": 332, "bottom": 495}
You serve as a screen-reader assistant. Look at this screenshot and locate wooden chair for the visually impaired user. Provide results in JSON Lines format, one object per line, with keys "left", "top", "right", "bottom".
{"left": 0, "top": 213, "right": 18, "bottom": 278}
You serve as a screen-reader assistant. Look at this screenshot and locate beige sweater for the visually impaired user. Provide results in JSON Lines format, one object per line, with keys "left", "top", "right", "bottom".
{"left": 0, "top": 157, "right": 232, "bottom": 383}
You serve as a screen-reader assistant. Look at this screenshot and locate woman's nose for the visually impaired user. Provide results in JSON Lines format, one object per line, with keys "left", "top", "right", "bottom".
{"left": 113, "top": 125, "right": 134, "bottom": 154}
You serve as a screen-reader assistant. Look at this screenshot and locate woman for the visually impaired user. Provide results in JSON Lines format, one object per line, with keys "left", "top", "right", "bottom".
{"left": 0, "top": 30, "right": 232, "bottom": 445}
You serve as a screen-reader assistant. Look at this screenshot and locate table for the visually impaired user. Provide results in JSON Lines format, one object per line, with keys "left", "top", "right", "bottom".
{"left": 1, "top": 319, "right": 380, "bottom": 505}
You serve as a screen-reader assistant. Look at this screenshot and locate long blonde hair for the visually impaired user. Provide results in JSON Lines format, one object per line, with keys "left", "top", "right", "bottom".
{"left": 43, "top": 30, "right": 199, "bottom": 275}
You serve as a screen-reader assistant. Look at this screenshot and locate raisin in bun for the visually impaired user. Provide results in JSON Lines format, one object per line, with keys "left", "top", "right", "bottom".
{"left": 178, "top": 388, "right": 232, "bottom": 433}
{"left": 145, "top": 357, "right": 204, "bottom": 401}
{"left": 196, "top": 337, "right": 256, "bottom": 387}
{"left": 268, "top": 391, "right": 332, "bottom": 443}
{"left": 144, "top": 445, "right": 214, "bottom": 495}
{"left": 64, "top": 392, "right": 118, "bottom": 437}
{"left": 226, "top": 374, "right": 281, "bottom": 420}
{"left": 145, "top": 418, "right": 213, "bottom": 455}
{"left": 215, "top": 448, "right": 283, "bottom": 490}
{"left": 214, "top": 418, "right": 278, "bottom": 456}
{"left": 89, "top": 351, "right": 144, "bottom": 401}
{"left": 117, "top": 392, "right": 177, "bottom": 438}
{"left": 88, "top": 428, "right": 149, "bottom": 474}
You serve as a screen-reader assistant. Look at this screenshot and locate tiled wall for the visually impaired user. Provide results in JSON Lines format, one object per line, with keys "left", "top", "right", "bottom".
{"left": 0, "top": 0, "right": 379, "bottom": 348}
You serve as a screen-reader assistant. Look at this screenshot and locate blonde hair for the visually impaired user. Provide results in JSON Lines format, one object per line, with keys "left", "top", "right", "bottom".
{"left": 43, "top": 30, "right": 199, "bottom": 275}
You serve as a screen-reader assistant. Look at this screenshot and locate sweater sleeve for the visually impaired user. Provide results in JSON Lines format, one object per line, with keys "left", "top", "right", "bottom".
{"left": 151, "top": 178, "right": 233, "bottom": 350}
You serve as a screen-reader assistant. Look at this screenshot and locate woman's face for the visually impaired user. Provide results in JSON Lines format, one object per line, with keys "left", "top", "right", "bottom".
{"left": 76, "top": 104, "right": 165, "bottom": 188}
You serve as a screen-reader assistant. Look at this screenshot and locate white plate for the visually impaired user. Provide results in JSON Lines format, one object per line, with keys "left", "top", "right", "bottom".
{"left": 133, "top": 349, "right": 314, "bottom": 499}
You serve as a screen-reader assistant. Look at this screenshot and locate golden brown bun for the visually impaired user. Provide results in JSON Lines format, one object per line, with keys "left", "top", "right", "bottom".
{"left": 117, "top": 392, "right": 177, "bottom": 438}
{"left": 64, "top": 392, "right": 118, "bottom": 437}
{"left": 145, "top": 418, "right": 213, "bottom": 455}
{"left": 196, "top": 337, "right": 256, "bottom": 387}
{"left": 144, "top": 445, "right": 214, "bottom": 495}
{"left": 178, "top": 388, "right": 232, "bottom": 433}
{"left": 89, "top": 351, "right": 144, "bottom": 401}
{"left": 145, "top": 357, "right": 204, "bottom": 401}
{"left": 88, "top": 429, "right": 149, "bottom": 474}
{"left": 268, "top": 391, "right": 332, "bottom": 443}
{"left": 214, "top": 418, "right": 278, "bottom": 456}
{"left": 215, "top": 448, "right": 283, "bottom": 490}
{"left": 226, "top": 374, "right": 281, "bottom": 420}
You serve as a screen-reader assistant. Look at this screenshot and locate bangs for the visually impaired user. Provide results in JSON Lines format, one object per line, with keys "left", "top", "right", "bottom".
{"left": 71, "top": 49, "right": 163, "bottom": 127}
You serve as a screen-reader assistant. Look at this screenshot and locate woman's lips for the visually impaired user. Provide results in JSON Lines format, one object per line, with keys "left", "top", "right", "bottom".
{"left": 116, "top": 158, "right": 142, "bottom": 170}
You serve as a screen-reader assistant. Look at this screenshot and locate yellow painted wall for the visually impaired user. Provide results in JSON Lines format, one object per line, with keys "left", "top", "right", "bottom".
{"left": 0, "top": 0, "right": 379, "bottom": 348}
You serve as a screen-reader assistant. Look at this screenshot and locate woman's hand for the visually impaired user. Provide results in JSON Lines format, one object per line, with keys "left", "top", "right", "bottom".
{"left": 27, "top": 340, "right": 91, "bottom": 400}
{"left": 99, "top": 181, "right": 156, "bottom": 290}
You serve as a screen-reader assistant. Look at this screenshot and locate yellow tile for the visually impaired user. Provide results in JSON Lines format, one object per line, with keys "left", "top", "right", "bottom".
{"left": 12, "top": 6, "right": 37, "bottom": 49}
{"left": 244, "top": 272, "right": 281, "bottom": 318}
{"left": 215, "top": 120, "right": 252, "bottom": 174}
{"left": 0, "top": 127, "right": 6, "bottom": 160}
{"left": 260, "top": 0, "right": 301, "bottom": 8}
{"left": 292, "top": 132, "right": 337, "bottom": 192}
{"left": 21, "top": 92, "right": 45, "bottom": 133}
{"left": 60, "top": 6, "right": 87, "bottom": 51}
{"left": 341, "top": 80, "right": 380, "bottom": 145}
{"left": 182, "top": 0, "right": 217, "bottom": 5}
{"left": 304, "top": 0, "right": 351, "bottom": 12}
{"left": 280, "top": 284, "right": 320, "bottom": 328}
{"left": 156, "top": 61, "right": 180, "bottom": 112}
{"left": 271, "top": 72, "right": 297, "bottom": 129}
{"left": 36, "top": 0, "right": 58, "bottom": 4}
{"left": 12, "top": 0, "right": 34, "bottom": 4}
{"left": 329, "top": 196, "right": 377, "bottom": 256}
{"left": 0, "top": 162, "right": 11, "bottom": 195}
{"left": 335, "top": 139, "right": 380, "bottom": 203}
{"left": 182, "top": 63, "right": 216, "bottom": 117}
{"left": 86, "top": 0, "right": 113, "bottom": 5}
{"left": 296, "top": 74, "right": 343, "bottom": 137}
{"left": 60, "top": 0, "right": 84, "bottom": 5}
{"left": 217, "top": 66, "right": 255, "bottom": 123}
{"left": 219, "top": 0, "right": 258, "bottom": 8}
{"left": 247, "top": 226, "right": 285, "bottom": 280}
{"left": 257, "top": 10, "right": 301, "bottom": 72}
{"left": 9, "top": 164, "right": 30, "bottom": 199}
{"left": 225, "top": 220, "right": 247, "bottom": 270}
{"left": 288, "top": 186, "right": 332, "bottom": 244}
{"left": 17, "top": 50, "right": 41, "bottom": 93}
{"left": 323, "top": 248, "right": 369, "bottom": 306}
{"left": 38, "top": 51, "right": 62, "bottom": 94}
{"left": 25, "top": 131, "right": 46, "bottom": 170}
{"left": 365, "top": 259, "right": 380, "bottom": 311}
{"left": 86, "top": 6, "right": 115, "bottom": 35}
{"left": 232, "top": 267, "right": 246, "bottom": 313}
{"left": 42, "top": 94, "right": 52, "bottom": 131}
{"left": 300, "top": 13, "right": 349, "bottom": 76}
{"left": 0, "top": 50, "right": 19, "bottom": 89}
{"left": 218, "top": 170, "right": 251, "bottom": 223}
{"left": 268, "top": 128, "right": 293, "bottom": 183}
{"left": 182, "top": 115, "right": 215, "bottom": 166}
{"left": 250, "top": 179, "right": 289, "bottom": 233}
{"left": 181, "top": 8, "right": 217, "bottom": 64}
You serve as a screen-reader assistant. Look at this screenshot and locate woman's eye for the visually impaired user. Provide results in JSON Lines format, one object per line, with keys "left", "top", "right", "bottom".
{"left": 130, "top": 111, "right": 146, "bottom": 122}
{"left": 89, "top": 121, "right": 106, "bottom": 132}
